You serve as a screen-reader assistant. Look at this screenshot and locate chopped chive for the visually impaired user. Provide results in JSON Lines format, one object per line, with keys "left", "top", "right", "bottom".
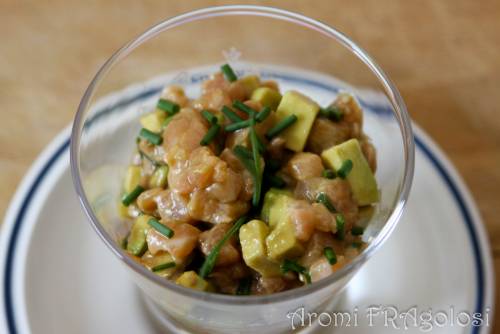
{"left": 137, "top": 147, "right": 166, "bottom": 167}
{"left": 200, "top": 216, "right": 248, "bottom": 278}
{"left": 221, "top": 63, "right": 237, "bottom": 82}
{"left": 234, "top": 145, "right": 253, "bottom": 160}
{"left": 148, "top": 218, "right": 174, "bottom": 238}
{"left": 281, "top": 259, "right": 311, "bottom": 284}
{"left": 236, "top": 277, "right": 252, "bottom": 295}
{"left": 157, "top": 99, "right": 180, "bottom": 116}
{"left": 201, "top": 110, "right": 218, "bottom": 124}
{"left": 121, "top": 185, "right": 145, "bottom": 206}
{"left": 315, "top": 192, "right": 336, "bottom": 212}
{"left": 337, "top": 159, "right": 353, "bottom": 179}
{"left": 319, "top": 106, "right": 343, "bottom": 122}
{"left": 152, "top": 262, "right": 176, "bottom": 272}
{"left": 351, "top": 241, "right": 363, "bottom": 249}
{"left": 139, "top": 128, "right": 163, "bottom": 145}
{"left": 324, "top": 247, "right": 337, "bottom": 265}
{"left": 233, "top": 147, "right": 256, "bottom": 174}
{"left": 336, "top": 214, "right": 345, "bottom": 240}
{"left": 200, "top": 124, "right": 221, "bottom": 146}
{"left": 264, "top": 172, "right": 286, "bottom": 188}
{"left": 266, "top": 114, "right": 297, "bottom": 139}
{"left": 255, "top": 106, "right": 271, "bottom": 123}
{"left": 254, "top": 132, "right": 266, "bottom": 153}
{"left": 225, "top": 119, "right": 251, "bottom": 132}
{"left": 351, "top": 226, "right": 364, "bottom": 236}
{"left": 221, "top": 105, "right": 243, "bottom": 122}
{"left": 281, "top": 259, "right": 306, "bottom": 274}
{"left": 233, "top": 100, "right": 256, "bottom": 116}
{"left": 250, "top": 119, "right": 262, "bottom": 207}
{"left": 322, "top": 169, "right": 336, "bottom": 179}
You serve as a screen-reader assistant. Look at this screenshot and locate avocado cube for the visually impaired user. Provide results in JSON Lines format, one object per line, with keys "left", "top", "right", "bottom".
{"left": 239, "top": 75, "right": 261, "bottom": 97}
{"left": 274, "top": 91, "right": 319, "bottom": 152}
{"left": 176, "top": 271, "right": 214, "bottom": 292}
{"left": 266, "top": 219, "right": 304, "bottom": 261}
{"left": 149, "top": 165, "right": 169, "bottom": 189}
{"left": 321, "top": 138, "right": 379, "bottom": 205}
{"left": 140, "top": 110, "right": 166, "bottom": 133}
{"left": 126, "top": 215, "right": 152, "bottom": 256}
{"left": 123, "top": 166, "right": 141, "bottom": 193}
{"left": 251, "top": 87, "right": 282, "bottom": 110}
{"left": 240, "top": 220, "right": 281, "bottom": 277}
{"left": 118, "top": 202, "right": 131, "bottom": 219}
{"left": 261, "top": 188, "right": 293, "bottom": 228}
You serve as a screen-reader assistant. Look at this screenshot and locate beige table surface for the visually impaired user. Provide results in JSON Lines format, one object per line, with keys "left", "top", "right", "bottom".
{"left": 1, "top": 0, "right": 499, "bottom": 330}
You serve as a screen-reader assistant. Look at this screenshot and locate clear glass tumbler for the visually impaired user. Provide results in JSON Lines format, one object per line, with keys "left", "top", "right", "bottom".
{"left": 70, "top": 5, "right": 414, "bottom": 334}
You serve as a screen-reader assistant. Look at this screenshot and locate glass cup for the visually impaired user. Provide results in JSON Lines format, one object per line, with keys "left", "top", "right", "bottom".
{"left": 70, "top": 5, "right": 414, "bottom": 333}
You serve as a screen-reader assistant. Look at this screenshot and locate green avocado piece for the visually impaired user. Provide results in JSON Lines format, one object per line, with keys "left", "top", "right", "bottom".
{"left": 176, "top": 271, "right": 214, "bottom": 292}
{"left": 251, "top": 87, "right": 282, "bottom": 110}
{"left": 261, "top": 188, "right": 293, "bottom": 228}
{"left": 240, "top": 220, "right": 281, "bottom": 277}
{"left": 274, "top": 91, "right": 319, "bottom": 152}
{"left": 266, "top": 219, "right": 304, "bottom": 262}
{"left": 126, "top": 215, "right": 152, "bottom": 256}
{"left": 321, "top": 138, "right": 379, "bottom": 205}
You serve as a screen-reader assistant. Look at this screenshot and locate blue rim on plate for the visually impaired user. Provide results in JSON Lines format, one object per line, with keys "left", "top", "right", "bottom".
{"left": 2, "top": 72, "right": 490, "bottom": 334}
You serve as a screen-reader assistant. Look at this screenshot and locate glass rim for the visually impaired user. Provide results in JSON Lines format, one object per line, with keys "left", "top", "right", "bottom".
{"left": 70, "top": 5, "right": 415, "bottom": 305}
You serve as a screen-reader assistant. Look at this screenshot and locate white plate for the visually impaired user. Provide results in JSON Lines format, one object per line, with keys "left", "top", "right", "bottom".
{"left": 0, "top": 67, "right": 494, "bottom": 334}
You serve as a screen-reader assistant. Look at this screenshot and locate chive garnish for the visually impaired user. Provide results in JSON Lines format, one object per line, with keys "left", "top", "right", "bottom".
{"left": 199, "top": 216, "right": 248, "bottom": 278}
{"left": 152, "top": 262, "right": 176, "bottom": 272}
{"left": 137, "top": 147, "right": 166, "bottom": 167}
{"left": 157, "top": 99, "right": 180, "bottom": 116}
{"left": 236, "top": 277, "right": 252, "bottom": 295}
{"left": 139, "top": 128, "right": 163, "bottom": 145}
{"left": 266, "top": 114, "right": 297, "bottom": 139}
{"left": 201, "top": 110, "right": 218, "bottom": 124}
{"left": 324, "top": 247, "right": 337, "bottom": 265}
{"left": 255, "top": 106, "right": 271, "bottom": 123}
{"left": 234, "top": 145, "right": 253, "bottom": 160}
{"left": 233, "top": 147, "right": 256, "bottom": 174}
{"left": 121, "top": 185, "right": 145, "bottom": 206}
{"left": 221, "top": 63, "right": 237, "bottom": 82}
{"left": 322, "top": 169, "right": 336, "bottom": 179}
{"left": 200, "top": 124, "right": 221, "bottom": 146}
{"left": 319, "top": 106, "right": 343, "bottom": 122}
{"left": 148, "top": 218, "right": 174, "bottom": 238}
{"left": 336, "top": 214, "right": 346, "bottom": 240}
{"left": 315, "top": 192, "right": 336, "bottom": 212}
{"left": 337, "top": 159, "right": 353, "bottom": 179}
{"left": 254, "top": 132, "right": 266, "bottom": 153}
{"left": 225, "top": 119, "right": 251, "bottom": 132}
{"left": 221, "top": 106, "right": 243, "bottom": 122}
{"left": 351, "top": 226, "right": 364, "bottom": 236}
{"left": 233, "top": 100, "right": 256, "bottom": 116}
{"left": 281, "top": 259, "right": 311, "bottom": 284}
{"left": 250, "top": 119, "right": 262, "bottom": 207}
